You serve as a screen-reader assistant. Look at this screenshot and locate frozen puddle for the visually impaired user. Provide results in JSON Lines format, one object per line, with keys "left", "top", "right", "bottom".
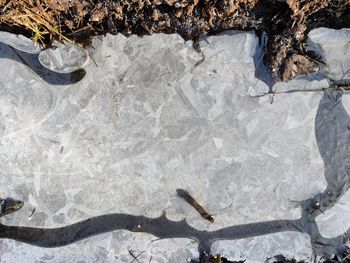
{"left": 0, "top": 28, "right": 349, "bottom": 262}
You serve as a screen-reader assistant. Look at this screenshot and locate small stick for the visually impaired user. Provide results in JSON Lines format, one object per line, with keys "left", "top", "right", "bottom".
{"left": 128, "top": 248, "right": 144, "bottom": 263}
{"left": 28, "top": 208, "right": 36, "bottom": 220}
{"left": 49, "top": 139, "right": 59, "bottom": 144}
{"left": 176, "top": 189, "right": 214, "bottom": 223}
{"left": 87, "top": 48, "right": 98, "bottom": 68}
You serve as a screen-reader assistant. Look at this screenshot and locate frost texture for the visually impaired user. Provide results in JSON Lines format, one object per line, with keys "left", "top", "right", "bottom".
{"left": 0, "top": 28, "right": 349, "bottom": 262}
{"left": 38, "top": 41, "right": 89, "bottom": 73}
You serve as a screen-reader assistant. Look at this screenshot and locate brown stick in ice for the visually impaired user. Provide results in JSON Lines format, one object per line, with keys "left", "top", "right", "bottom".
{"left": 176, "top": 189, "right": 214, "bottom": 223}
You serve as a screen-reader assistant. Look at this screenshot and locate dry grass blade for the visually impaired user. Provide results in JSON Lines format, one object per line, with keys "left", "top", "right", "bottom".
{"left": 0, "top": 0, "right": 72, "bottom": 46}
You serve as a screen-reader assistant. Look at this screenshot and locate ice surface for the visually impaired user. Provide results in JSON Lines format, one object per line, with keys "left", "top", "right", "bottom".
{"left": 38, "top": 41, "right": 89, "bottom": 73}
{"left": 306, "top": 28, "right": 350, "bottom": 240}
{"left": 211, "top": 232, "right": 312, "bottom": 262}
{"left": 0, "top": 32, "right": 40, "bottom": 54}
{"left": 308, "top": 28, "right": 350, "bottom": 81}
{"left": 0, "top": 28, "right": 349, "bottom": 262}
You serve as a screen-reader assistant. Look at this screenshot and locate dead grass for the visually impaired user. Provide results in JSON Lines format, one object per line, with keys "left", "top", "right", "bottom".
{"left": 0, "top": 0, "right": 72, "bottom": 45}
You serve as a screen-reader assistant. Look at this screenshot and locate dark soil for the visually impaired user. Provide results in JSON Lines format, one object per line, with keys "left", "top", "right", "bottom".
{"left": 0, "top": 0, "right": 349, "bottom": 81}
{"left": 190, "top": 253, "right": 246, "bottom": 263}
